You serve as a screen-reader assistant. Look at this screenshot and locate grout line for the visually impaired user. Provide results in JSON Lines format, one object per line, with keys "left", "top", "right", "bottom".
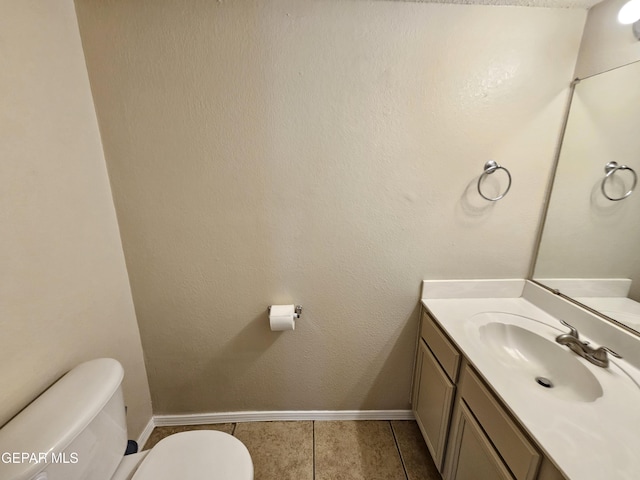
{"left": 231, "top": 422, "right": 237, "bottom": 436}
{"left": 390, "top": 421, "right": 410, "bottom": 480}
{"left": 312, "top": 420, "right": 316, "bottom": 480}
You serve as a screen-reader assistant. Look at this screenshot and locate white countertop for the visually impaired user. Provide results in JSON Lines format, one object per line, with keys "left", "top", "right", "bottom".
{"left": 421, "top": 281, "right": 640, "bottom": 480}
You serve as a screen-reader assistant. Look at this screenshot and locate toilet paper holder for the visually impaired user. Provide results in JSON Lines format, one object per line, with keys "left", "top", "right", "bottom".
{"left": 268, "top": 305, "right": 302, "bottom": 318}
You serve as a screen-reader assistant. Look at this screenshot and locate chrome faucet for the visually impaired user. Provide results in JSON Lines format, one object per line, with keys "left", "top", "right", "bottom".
{"left": 555, "top": 320, "right": 622, "bottom": 368}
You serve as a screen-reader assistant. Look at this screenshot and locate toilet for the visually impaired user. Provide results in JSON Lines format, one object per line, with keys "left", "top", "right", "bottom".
{"left": 0, "top": 358, "right": 253, "bottom": 480}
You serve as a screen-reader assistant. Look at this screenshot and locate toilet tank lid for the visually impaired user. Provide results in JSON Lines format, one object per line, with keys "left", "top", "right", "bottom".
{"left": 0, "top": 358, "right": 124, "bottom": 480}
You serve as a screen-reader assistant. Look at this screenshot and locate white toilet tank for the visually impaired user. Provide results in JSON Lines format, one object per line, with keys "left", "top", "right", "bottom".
{"left": 0, "top": 358, "right": 129, "bottom": 480}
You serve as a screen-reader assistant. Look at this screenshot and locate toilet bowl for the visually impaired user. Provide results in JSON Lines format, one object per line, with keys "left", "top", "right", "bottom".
{"left": 0, "top": 358, "right": 253, "bottom": 480}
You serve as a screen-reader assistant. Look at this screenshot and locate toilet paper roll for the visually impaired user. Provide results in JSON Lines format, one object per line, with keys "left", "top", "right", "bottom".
{"left": 269, "top": 304, "right": 296, "bottom": 331}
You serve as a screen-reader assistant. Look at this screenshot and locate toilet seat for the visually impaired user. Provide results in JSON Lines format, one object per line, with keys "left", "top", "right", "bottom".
{"left": 131, "top": 430, "right": 253, "bottom": 480}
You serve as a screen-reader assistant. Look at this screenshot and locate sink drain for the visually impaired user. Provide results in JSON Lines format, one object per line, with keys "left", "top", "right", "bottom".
{"left": 535, "top": 376, "right": 553, "bottom": 388}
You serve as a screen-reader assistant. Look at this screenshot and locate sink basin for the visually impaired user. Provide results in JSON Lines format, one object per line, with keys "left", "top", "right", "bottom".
{"left": 470, "top": 313, "right": 603, "bottom": 402}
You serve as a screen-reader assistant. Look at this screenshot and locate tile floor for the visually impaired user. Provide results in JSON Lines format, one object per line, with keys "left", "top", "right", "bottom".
{"left": 143, "top": 420, "right": 441, "bottom": 480}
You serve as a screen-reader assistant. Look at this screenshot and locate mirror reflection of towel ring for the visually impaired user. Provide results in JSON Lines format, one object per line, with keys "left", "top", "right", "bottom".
{"left": 601, "top": 161, "right": 637, "bottom": 201}
{"left": 477, "top": 160, "right": 512, "bottom": 201}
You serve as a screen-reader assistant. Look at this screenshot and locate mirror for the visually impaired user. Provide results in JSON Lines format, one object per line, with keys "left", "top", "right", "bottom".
{"left": 533, "top": 59, "right": 640, "bottom": 335}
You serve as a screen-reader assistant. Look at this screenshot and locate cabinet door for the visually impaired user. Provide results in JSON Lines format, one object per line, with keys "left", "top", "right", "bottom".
{"left": 446, "top": 400, "right": 514, "bottom": 480}
{"left": 414, "top": 340, "right": 455, "bottom": 472}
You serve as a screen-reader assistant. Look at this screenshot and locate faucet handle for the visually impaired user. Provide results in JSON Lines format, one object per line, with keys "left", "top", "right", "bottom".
{"left": 559, "top": 319, "right": 579, "bottom": 338}
{"left": 596, "top": 346, "right": 622, "bottom": 359}
{"left": 589, "top": 346, "right": 622, "bottom": 368}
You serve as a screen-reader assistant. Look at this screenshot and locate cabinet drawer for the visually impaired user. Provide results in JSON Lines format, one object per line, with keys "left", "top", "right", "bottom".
{"left": 459, "top": 365, "right": 540, "bottom": 480}
{"left": 421, "top": 309, "right": 461, "bottom": 382}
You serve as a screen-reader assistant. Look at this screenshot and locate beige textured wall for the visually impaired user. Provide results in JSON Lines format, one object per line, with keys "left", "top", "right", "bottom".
{"left": 75, "top": 0, "right": 585, "bottom": 414}
{"left": 575, "top": 0, "right": 640, "bottom": 78}
{"left": 0, "top": 1, "right": 152, "bottom": 437}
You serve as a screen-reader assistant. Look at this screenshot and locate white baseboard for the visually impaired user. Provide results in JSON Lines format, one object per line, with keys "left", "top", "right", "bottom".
{"left": 136, "top": 417, "right": 156, "bottom": 448}
{"left": 153, "top": 410, "right": 414, "bottom": 426}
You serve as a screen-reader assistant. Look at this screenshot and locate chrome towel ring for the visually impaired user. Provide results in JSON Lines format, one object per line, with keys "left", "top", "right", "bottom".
{"left": 601, "top": 161, "right": 637, "bottom": 201}
{"left": 477, "top": 160, "right": 512, "bottom": 201}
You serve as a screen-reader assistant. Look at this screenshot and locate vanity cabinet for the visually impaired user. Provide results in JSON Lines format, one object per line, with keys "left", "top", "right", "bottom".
{"left": 412, "top": 310, "right": 460, "bottom": 471}
{"left": 446, "top": 364, "right": 540, "bottom": 480}
{"left": 413, "top": 340, "right": 455, "bottom": 470}
{"left": 446, "top": 400, "right": 513, "bottom": 480}
{"left": 412, "top": 308, "right": 566, "bottom": 480}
